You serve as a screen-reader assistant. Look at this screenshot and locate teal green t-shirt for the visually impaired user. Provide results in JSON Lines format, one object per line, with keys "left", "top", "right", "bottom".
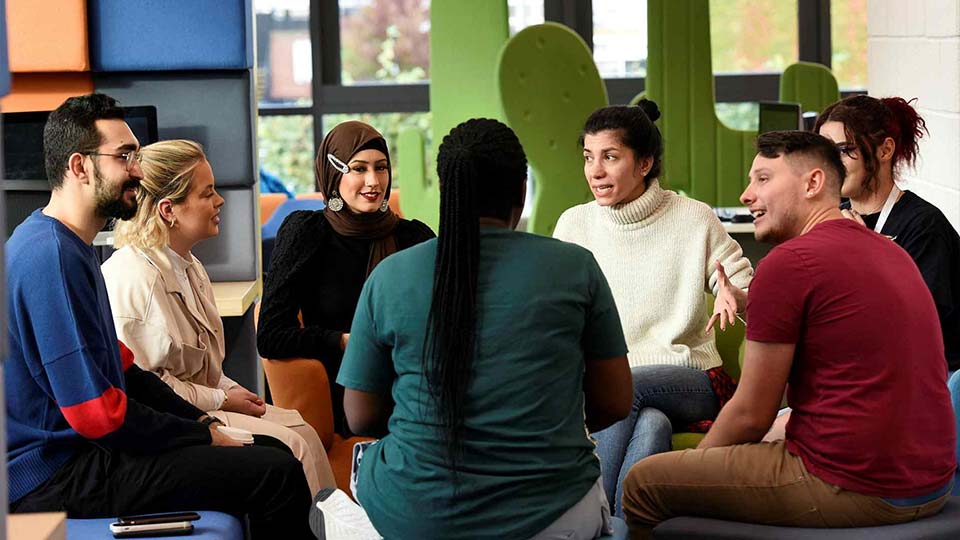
{"left": 338, "top": 227, "right": 627, "bottom": 540}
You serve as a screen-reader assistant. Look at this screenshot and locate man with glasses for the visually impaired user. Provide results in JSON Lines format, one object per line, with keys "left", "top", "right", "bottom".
{"left": 5, "top": 94, "right": 314, "bottom": 539}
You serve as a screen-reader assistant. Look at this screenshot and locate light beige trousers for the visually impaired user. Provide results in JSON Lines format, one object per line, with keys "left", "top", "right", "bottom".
{"left": 211, "top": 404, "right": 335, "bottom": 495}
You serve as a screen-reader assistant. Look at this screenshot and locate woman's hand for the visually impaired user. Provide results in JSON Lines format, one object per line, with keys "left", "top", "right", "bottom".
{"left": 840, "top": 208, "right": 866, "bottom": 227}
{"left": 340, "top": 333, "right": 350, "bottom": 351}
{"left": 222, "top": 386, "right": 267, "bottom": 417}
{"left": 705, "top": 260, "right": 747, "bottom": 333}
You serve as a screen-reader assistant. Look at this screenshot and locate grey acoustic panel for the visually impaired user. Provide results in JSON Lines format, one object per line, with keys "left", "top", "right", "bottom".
{"left": 192, "top": 186, "right": 258, "bottom": 282}
{"left": 4, "top": 190, "right": 48, "bottom": 238}
{"left": 222, "top": 309, "right": 262, "bottom": 397}
{"left": 93, "top": 70, "right": 256, "bottom": 187}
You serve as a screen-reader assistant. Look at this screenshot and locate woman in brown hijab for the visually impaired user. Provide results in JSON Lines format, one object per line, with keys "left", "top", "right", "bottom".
{"left": 257, "top": 121, "right": 435, "bottom": 434}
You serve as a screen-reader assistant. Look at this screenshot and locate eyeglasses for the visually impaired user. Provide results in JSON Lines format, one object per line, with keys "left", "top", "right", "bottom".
{"left": 835, "top": 143, "right": 858, "bottom": 158}
{"left": 85, "top": 150, "right": 142, "bottom": 170}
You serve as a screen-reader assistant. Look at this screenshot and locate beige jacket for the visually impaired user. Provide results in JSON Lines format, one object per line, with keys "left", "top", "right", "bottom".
{"left": 102, "top": 245, "right": 231, "bottom": 411}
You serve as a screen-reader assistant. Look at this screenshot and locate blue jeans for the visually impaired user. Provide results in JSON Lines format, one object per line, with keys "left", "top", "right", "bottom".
{"left": 592, "top": 364, "right": 719, "bottom": 517}
{"left": 948, "top": 370, "right": 960, "bottom": 495}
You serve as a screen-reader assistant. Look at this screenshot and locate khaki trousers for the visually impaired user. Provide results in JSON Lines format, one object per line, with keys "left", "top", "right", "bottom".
{"left": 212, "top": 404, "right": 336, "bottom": 495}
{"left": 621, "top": 441, "right": 949, "bottom": 540}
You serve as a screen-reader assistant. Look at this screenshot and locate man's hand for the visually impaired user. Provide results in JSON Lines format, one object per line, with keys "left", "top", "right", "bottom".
{"left": 209, "top": 425, "right": 244, "bottom": 447}
{"left": 222, "top": 386, "right": 266, "bottom": 417}
{"left": 705, "top": 260, "right": 747, "bottom": 333}
{"left": 840, "top": 208, "right": 866, "bottom": 227}
{"left": 340, "top": 333, "right": 350, "bottom": 351}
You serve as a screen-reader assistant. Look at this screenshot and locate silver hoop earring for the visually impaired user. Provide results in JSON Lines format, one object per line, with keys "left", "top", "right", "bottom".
{"left": 327, "top": 193, "right": 344, "bottom": 212}
{"left": 379, "top": 199, "right": 389, "bottom": 212}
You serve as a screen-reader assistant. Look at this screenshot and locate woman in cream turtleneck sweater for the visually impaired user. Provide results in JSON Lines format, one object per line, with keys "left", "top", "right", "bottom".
{"left": 554, "top": 102, "right": 753, "bottom": 516}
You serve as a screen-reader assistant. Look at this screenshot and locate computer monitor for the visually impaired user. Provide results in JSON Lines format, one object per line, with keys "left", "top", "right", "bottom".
{"left": 758, "top": 101, "right": 802, "bottom": 134}
{"left": 3, "top": 105, "right": 159, "bottom": 183}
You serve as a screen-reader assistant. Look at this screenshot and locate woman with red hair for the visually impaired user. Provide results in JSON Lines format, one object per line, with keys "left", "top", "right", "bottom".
{"left": 816, "top": 95, "right": 960, "bottom": 373}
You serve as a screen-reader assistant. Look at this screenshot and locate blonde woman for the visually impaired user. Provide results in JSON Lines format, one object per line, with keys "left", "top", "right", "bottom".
{"left": 102, "top": 140, "right": 334, "bottom": 495}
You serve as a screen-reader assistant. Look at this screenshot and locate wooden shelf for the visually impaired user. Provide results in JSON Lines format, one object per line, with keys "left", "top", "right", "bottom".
{"left": 7, "top": 512, "right": 66, "bottom": 540}
{"left": 212, "top": 280, "right": 260, "bottom": 317}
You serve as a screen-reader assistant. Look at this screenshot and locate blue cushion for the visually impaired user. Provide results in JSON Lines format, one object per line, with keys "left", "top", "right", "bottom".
{"left": 652, "top": 497, "right": 960, "bottom": 540}
{"left": 89, "top": 0, "right": 253, "bottom": 71}
{"left": 261, "top": 198, "right": 326, "bottom": 273}
{"left": 67, "top": 511, "right": 243, "bottom": 539}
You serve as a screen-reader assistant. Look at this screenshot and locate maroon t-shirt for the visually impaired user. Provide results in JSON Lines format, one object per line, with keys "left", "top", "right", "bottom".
{"left": 747, "top": 218, "right": 956, "bottom": 498}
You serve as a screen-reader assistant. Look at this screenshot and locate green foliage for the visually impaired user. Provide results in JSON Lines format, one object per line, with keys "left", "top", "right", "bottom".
{"left": 709, "top": 0, "right": 798, "bottom": 73}
{"left": 830, "top": 0, "right": 868, "bottom": 89}
{"left": 715, "top": 102, "right": 759, "bottom": 131}
{"left": 323, "top": 112, "right": 433, "bottom": 190}
{"left": 340, "top": 0, "right": 430, "bottom": 85}
{"left": 257, "top": 115, "right": 315, "bottom": 194}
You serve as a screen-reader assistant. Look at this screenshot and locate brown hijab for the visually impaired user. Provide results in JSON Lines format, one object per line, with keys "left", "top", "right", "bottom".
{"left": 316, "top": 121, "right": 400, "bottom": 276}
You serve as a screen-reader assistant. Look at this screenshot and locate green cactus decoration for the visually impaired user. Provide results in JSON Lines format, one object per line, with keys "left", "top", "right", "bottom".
{"left": 497, "top": 22, "right": 608, "bottom": 236}
{"left": 646, "top": 0, "right": 756, "bottom": 207}
{"left": 397, "top": 0, "right": 509, "bottom": 230}
{"left": 779, "top": 61, "right": 840, "bottom": 115}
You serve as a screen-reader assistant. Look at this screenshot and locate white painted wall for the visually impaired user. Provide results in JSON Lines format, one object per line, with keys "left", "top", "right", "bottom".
{"left": 868, "top": 0, "right": 960, "bottom": 231}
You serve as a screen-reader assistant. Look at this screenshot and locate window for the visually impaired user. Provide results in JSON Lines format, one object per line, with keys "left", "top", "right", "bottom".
{"left": 709, "top": 0, "right": 798, "bottom": 74}
{"left": 831, "top": 0, "right": 868, "bottom": 89}
{"left": 509, "top": 0, "right": 545, "bottom": 36}
{"left": 258, "top": 115, "right": 315, "bottom": 194}
{"left": 339, "top": 0, "right": 430, "bottom": 85}
{"left": 592, "top": 0, "right": 648, "bottom": 78}
{"left": 254, "top": 1, "right": 864, "bottom": 200}
{"left": 255, "top": 0, "right": 312, "bottom": 107}
{"left": 715, "top": 102, "right": 759, "bottom": 131}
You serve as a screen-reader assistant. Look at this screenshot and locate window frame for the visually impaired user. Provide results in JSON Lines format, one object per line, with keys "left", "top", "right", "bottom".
{"left": 257, "top": 0, "right": 863, "bottom": 171}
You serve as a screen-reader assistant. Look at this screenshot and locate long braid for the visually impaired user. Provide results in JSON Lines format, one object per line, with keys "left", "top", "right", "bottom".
{"left": 425, "top": 119, "right": 526, "bottom": 487}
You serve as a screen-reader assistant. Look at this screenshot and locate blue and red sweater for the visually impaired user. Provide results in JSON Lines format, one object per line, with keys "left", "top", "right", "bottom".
{"left": 5, "top": 210, "right": 211, "bottom": 503}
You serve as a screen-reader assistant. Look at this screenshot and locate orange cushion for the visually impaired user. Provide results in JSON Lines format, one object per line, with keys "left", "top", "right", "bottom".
{"left": 328, "top": 434, "right": 374, "bottom": 497}
{"left": 7, "top": 0, "right": 89, "bottom": 72}
{"left": 1, "top": 73, "right": 94, "bottom": 112}
{"left": 260, "top": 193, "right": 287, "bottom": 225}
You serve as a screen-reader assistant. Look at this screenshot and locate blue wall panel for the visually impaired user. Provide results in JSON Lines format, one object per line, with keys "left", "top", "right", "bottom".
{"left": 89, "top": 0, "right": 253, "bottom": 71}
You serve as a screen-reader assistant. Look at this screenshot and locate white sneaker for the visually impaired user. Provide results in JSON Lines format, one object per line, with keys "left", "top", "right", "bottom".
{"left": 313, "top": 489, "right": 382, "bottom": 540}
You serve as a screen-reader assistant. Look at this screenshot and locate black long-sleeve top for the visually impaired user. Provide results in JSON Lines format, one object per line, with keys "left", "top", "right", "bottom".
{"left": 99, "top": 363, "right": 211, "bottom": 454}
{"left": 257, "top": 210, "right": 435, "bottom": 431}
{"left": 858, "top": 191, "right": 960, "bottom": 371}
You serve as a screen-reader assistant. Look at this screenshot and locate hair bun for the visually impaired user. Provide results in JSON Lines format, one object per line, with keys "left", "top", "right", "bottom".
{"left": 637, "top": 98, "right": 661, "bottom": 122}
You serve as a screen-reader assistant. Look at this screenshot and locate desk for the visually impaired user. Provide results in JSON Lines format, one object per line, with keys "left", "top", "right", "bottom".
{"left": 211, "top": 281, "right": 260, "bottom": 317}
{"left": 7, "top": 512, "right": 66, "bottom": 540}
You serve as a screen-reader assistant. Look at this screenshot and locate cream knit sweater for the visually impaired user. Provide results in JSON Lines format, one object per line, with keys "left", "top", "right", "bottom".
{"left": 554, "top": 180, "right": 753, "bottom": 370}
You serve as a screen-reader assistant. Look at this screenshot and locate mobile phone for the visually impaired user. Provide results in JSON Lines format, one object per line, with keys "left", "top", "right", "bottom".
{"left": 110, "top": 521, "right": 194, "bottom": 538}
{"left": 117, "top": 511, "right": 201, "bottom": 525}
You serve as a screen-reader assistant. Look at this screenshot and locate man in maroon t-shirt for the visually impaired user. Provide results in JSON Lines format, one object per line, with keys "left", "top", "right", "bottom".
{"left": 621, "top": 131, "right": 956, "bottom": 539}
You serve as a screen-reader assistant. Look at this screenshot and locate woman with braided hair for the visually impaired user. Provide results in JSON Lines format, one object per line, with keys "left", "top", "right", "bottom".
{"left": 817, "top": 95, "right": 960, "bottom": 373}
{"left": 336, "top": 118, "right": 632, "bottom": 539}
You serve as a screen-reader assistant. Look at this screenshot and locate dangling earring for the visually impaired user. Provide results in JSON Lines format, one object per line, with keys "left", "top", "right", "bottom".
{"left": 168, "top": 216, "right": 177, "bottom": 228}
{"left": 379, "top": 199, "right": 389, "bottom": 212}
{"left": 327, "top": 192, "right": 344, "bottom": 212}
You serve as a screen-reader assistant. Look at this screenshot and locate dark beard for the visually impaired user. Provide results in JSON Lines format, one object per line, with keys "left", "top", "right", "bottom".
{"left": 96, "top": 196, "right": 138, "bottom": 221}
{"left": 93, "top": 167, "right": 139, "bottom": 220}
